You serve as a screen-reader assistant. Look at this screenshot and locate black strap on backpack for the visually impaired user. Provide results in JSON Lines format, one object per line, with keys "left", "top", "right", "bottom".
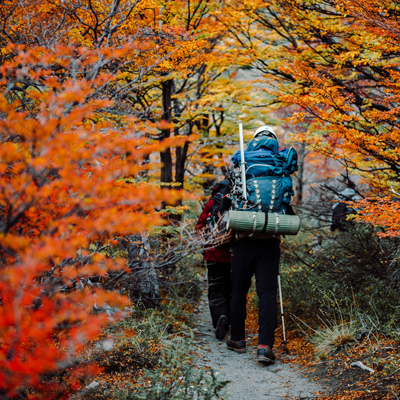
{"left": 262, "top": 212, "right": 269, "bottom": 234}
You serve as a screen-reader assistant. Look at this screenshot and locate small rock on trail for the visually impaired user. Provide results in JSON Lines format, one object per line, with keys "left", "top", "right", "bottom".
{"left": 194, "top": 293, "right": 324, "bottom": 399}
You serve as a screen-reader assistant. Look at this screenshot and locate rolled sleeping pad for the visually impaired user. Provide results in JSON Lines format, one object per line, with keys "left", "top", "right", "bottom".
{"left": 227, "top": 210, "right": 300, "bottom": 235}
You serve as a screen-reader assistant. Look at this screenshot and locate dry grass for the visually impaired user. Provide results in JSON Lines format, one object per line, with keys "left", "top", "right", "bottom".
{"left": 310, "top": 321, "right": 358, "bottom": 359}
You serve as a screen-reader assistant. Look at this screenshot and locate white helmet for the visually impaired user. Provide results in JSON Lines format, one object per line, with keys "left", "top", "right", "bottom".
{"left": 253, "top": 125, "right": 277, "bottom": 140}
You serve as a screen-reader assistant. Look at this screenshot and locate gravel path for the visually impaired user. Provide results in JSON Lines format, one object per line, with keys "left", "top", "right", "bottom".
{"left": 193, "top": 293, "right": 325, "bottom": 399}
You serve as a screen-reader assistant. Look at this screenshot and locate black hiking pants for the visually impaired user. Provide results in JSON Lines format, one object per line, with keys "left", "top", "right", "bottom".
{"left": 230, "top": 237, "right": 280, "bottom": 347}
{"left": 207, "top": 261, "right": 232, "bottom": 328}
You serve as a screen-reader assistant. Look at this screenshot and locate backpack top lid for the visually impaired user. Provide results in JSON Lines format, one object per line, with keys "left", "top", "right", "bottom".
{"left": 212, "top": 179, "right": 230, "bottom": 197}
{"left": 247, "top": 137, "right": 279, "bottom": 153}
{"left": 231, "top": 136, "right": 298, "bottom": 177}
{"left": 231, "top": 137, "right": 280, "bottom": 166}
{"left": 332, "top": 188, "right": 361, "bottom": 210}
{"left": 339, "top": 188, "right": 357, "bottom": 199}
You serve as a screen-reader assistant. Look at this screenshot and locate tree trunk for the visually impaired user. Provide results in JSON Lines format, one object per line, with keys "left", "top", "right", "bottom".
{"left": 138, "top": 261, "right": 160, "bottom": 308}
{"left": 175, "top": 140, "right": 190, "bottom": 186}
{"left": 296, "top": 141, "right": 306, "bottom": 203}
{"left": 173, "top": 83, "right": 191, "bottom": 210}
{"left": 160, "top": 79, "right": 173, "bottom": 185}
{"left": 175, "top": 119, "right": 191, "bottom": 187}
{"left": 123, "top": 235, "right": 160, "bottom": 308}
{"left": 138, "top": 236, "right": 160, "bottom": 308}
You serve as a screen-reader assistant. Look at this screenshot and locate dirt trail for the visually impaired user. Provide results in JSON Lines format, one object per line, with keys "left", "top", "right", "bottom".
{"left": 193, "top": 292, "right": 326, "bottom": 399}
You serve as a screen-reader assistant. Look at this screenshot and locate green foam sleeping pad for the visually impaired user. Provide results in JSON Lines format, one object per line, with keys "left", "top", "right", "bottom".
{"left": 227, "top": 210, "right": 300, "bottom": 235}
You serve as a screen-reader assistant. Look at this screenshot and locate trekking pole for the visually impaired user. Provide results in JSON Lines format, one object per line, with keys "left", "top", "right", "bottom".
{"left": 277, "top": 274, "right": 288, "bottom": 353}
{"left": 238, "top": 120, "right": 247, "bottom": 200}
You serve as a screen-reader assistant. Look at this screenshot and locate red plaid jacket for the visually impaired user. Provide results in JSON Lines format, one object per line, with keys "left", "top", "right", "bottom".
{"left": 196, "top": 199, "right": 231, "bottom": 263}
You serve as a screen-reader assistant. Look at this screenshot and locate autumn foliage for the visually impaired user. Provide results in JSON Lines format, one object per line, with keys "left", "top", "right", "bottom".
{"left": 2, "top": 0, "right": 400, "bottom": 398}
{"left": 0, "top": 43, "right": 184, "bottom": 395}
{"left": 223, "top": 0, "right": 400, "bottom": 235}
{"left": 0, "top": 0, "right": 233, "bottom": 395}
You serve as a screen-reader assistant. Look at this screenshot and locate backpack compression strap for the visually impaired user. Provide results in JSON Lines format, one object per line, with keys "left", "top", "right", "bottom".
{"left": 262, "top": 213, "right": 269, "bottom": 234}
{"left": 274, "top": 213, "right": 280, "bottom": 235}
{"left": 260, "top": 213, "right": 280, "bottom": 235}
{"left": 249, "top": 211, "right": 257, "bottom": 237}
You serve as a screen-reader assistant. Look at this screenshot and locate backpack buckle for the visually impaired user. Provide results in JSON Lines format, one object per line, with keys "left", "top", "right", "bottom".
{"left": 249, "top": 211, "right": 257, "bottom": 237}
{"left": 274, "top": 213, "right": 280, "bottom": 235}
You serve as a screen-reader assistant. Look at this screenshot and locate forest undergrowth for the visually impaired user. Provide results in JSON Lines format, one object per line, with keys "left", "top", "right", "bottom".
{"left": 77, "top": 219, "right": 400, "bottom": 400}
{"left": 73, "top": 217, "right": 227, "bottom": 400}
{"left": 246, "top": 223, "right": 400, "bottom": 400}
{"left": 6, "top": 206, "right": 227, "bottom": 400}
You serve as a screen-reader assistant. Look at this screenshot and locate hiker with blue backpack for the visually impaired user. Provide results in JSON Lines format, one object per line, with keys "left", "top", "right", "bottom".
{"left": 224, "top": 124, "right": 300, "bottom": 363}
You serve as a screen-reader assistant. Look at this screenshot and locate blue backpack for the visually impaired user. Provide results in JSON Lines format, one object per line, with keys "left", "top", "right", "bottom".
{"left": 231, "top": 137, "right": 298, "bottom": 214}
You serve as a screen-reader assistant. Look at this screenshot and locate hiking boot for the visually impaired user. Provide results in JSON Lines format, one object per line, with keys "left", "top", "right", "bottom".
{"left": 257, "top": 346, "right": 275, "bottom": 363}
{"left": 215, "top": 315, "right": 228, "bottom": 340}
{"left": 226, "top": 339, "right": 246, "bottom": 353}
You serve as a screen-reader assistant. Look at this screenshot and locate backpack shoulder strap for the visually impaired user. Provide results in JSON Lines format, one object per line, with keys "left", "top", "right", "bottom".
{"left": 284, "top": 147, "right": 299, "bottom": 175}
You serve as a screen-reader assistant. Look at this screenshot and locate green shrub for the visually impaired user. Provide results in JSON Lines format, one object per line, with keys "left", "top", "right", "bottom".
{"left": 83, "top": 252, "right": 211, "bottom": 399}
{"left": 280, "top": 224, "right": 400, "bottom": 333}
{"left": 105, "top": 337, "right": 228, "bottom": 400}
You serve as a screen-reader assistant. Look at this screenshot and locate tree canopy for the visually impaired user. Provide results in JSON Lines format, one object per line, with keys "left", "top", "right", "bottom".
{"left": 1, "top": 0, "right": 400, "bottom": 398}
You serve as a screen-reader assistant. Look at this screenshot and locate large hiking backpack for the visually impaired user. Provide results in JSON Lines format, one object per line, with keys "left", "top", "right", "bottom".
{"left": 205, "top": 179, "right": 233, "bottom": 247}
{"left": 230, "top": 137, "right": 298, "bottom": 214}
{"left": 331, "top": 188, "right": 359, "bottom": 231}
{"left": 206, "top": 180, "right": 231, "bottom": 228}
